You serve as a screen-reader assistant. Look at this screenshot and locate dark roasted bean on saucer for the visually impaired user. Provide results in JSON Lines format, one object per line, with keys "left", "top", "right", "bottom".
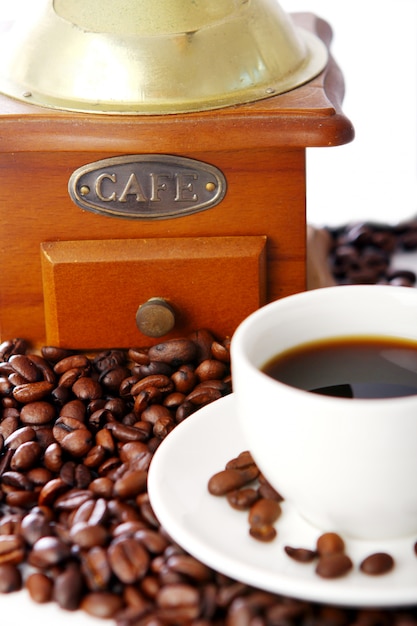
{"left": 257, "top": 474, "right": 284, "bottom": 502}
{"left": 316, "top": 553, "right": 353, "bottom": 579}
{"left": 225, "top": 450, "right": 256, "bottom": 470}
{"left": 360, "top": 552, "right": 395, "bottom": 575}
{"left": 249, "top": 523, "right": 277, "bottom": 542}
{"left": 316, "top": 532, "right": 345, "bottom": 556}
{"left": 248, "top": 498, "right": 281, "bottom": 527}
{"left": 208, "top": 466, "right": 259, "bottom": 496}
{"left": 284, "top": 546, "right": 318, "bottom": 563}
{"left": 227, "top": 488, "right": 259, "bottom": 510}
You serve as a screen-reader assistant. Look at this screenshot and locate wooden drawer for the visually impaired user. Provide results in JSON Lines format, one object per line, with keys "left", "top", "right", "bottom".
{"left": 41, "top": 236, "right": 267, "bottom": 348}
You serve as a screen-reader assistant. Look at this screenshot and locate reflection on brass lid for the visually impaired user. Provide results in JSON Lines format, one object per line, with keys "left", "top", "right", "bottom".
{"left": 0, "top": 0, "right": 328, "bottom": 115}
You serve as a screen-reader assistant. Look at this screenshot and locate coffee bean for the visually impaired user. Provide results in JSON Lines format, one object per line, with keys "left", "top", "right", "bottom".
{"left": 43, "top": 442, "right": 63, "bottom": 472}
{"left": 96, "top": 427, "right": 116, "bottom": 452}
{"left": 360, "top": 552, "right": 395, "bottom": 575}
{"left": 128, "top": 347, "right": 150, "bottom": 365}
{"left": 148, "top": 339, "right": 198, "bottom": 367}
{"left": 113, "top": 469, "right": 148, "bottom": 500}
{"left": 27, "top": 354, "right": 56, "bottom": 384}
{"left": 166, "top": 554, "right": 212, "bottom": 582}
{"left": 89, "top": 477, "right": 113, "bottom": 499}
{"left": 54, "top": 562, "right": 84, "bottom": 610}
{"left": 40, "top": 346, "right": 73, "bottom": 362}
{"left": 284, "top": 546, "right": 318, "bottom": 563}
{"left": 108, "top": 536, "right": 150, "bottom": 583}
{"left": 81, "top": 590, "right": 125, "bottom": 618}
{"left": 10, "top": 440, "right": 42, "bottom": 471}
{"left": 94, "top": 349, "right": 126, "bottom": 372}
{"left": 226, "top": 450, "right": 256, "bottom": 470}
{"left": 38, "top": 477, "right": 69, "bottom": 506}
{"left": 171, "top": 365, "right": 198, "bottom": 394}
{"left": 0, "top": 338, "right": 28, "bottom": 360}
{"left": 26, "top": 467, "right": 53, "bottom": 487}
{"left": 316, "top": 553, "right": 353, "bottom": 579}
{"left": 0, "top": 563, "right": 22, "bottom": 592}
{"left": 9, "top": 354, "right": 41, "bottom": 382}
{"left": 53, "top": 354, "right": 90, "bottom": 375}
{"left": 130, "top": 374, "right": 174, "bottom": 397}
{"left": 195, "top": 359, "right": 227, "bottom": 381}
{"left": 211, "top": 340, "right": 231, "bottom": 363}
{"left": 20, "top": 401, "right": 56, "bottom": 425}
{"left": 26, "top": 572, "right": 53, "bottom": 603}
{"left": 61, "top": 428, "right": 93, "bottom": 457}
{"left": 12, "top": 381, "right": 54, "bottom": 403}
{"left": 208, "top": 466, "right": 259, "bottom": 496}
{"left": 248, "top": 498, "right": 281, "bottom": 527}
{"left": 133, "top": 388, "right": 163, "bottom": 416}
{"left": 134, "top": 360, "right": 174, "bottom": 378}
{"left": 316, "top": 532, "right": 345, "bottom": 556}
{"left": 60, "top": 461, "right": 92, "bottom": 488}
{"left": 156, "top": 582, "right": 200, "bottom": 621}
{"left": 106, "top": 421, "right": 150, "bottom": 443}
{"left": 249, "top": 524, "right": 277, "bottom": 542}
{"left": 4, "top": 426, "right": 36, "bottom": 449}
{"left": 59, "top": 399, "right": 87, "bottom": 423}
{"left": 20, "top": 510, "right": 52, "bottom": 545}
{"left": 54, "top": 488, "right": 93, "bottom": 512}
{"left": 257, "top": 479, "right": 284, "bottom": 502}
{"left": 1, "top": 470, "right": 33, "bottom": 491}
{"left": 70, "top": 521, "right": 109, "bottom": 548}
{"left": 72, "top": 376, "right": 102, "bottom": 401}
{"left": 227, "top": 488, "right": 259, "bottom": 510}
{"left": 134, "top": 529, "right": 169, "bottom": 555}
{"left": 142, "top": 404, "right": 172, "bottom": 425}
{"left": 58, "top": 367, "right": 87, "bottom": 388}
{"left": 9, "top": 372, "right": 28, "bottom": 387}
{"left": 175, "top": 400, "right": 196, "bottom": 422}
{"left": 119, "top": 442, "right": 152, "bottom": 469}
{"left": 0, "top": 534, "right": 25, "bottom": 565}
{"left": 186, "top": 383, "right": 223, "bottom": 406}
{"left": 80, "top": 545, "right": 112, "bottom": 592}
{"left": 29, "top": 535, "right": 72, "bottom": 568}
{"left": 153, "top": 415, "right": 175, "bottom": 439}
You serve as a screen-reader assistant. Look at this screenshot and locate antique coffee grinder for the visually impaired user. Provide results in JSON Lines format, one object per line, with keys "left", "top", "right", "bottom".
{"left": 0, "top": 0, "right": 353, "bottom": 349}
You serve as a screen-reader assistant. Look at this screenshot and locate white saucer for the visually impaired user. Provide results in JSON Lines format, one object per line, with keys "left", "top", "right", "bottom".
{"left": 148, "top": 393, "right": 417, "bottom": 608}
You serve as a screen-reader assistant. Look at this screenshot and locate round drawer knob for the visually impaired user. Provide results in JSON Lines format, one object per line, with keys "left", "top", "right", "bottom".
{"left": 135, "top": 298, "right": 176, "bottom": 338}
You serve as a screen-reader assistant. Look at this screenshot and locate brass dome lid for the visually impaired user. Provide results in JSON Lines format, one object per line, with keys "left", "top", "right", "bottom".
{"left": 0, "top": 0, "right": 328, "bottom": 114}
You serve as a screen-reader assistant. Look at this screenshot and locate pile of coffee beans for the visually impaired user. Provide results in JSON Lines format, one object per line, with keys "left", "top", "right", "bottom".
{"left": 327, "top": 219, "right": 417, "bottom": 286}
{"left": 1, "top": 334, "right": 417, "bottom": 626}
{"left": 0, "top": 331, "right": 238, "bottom": 624}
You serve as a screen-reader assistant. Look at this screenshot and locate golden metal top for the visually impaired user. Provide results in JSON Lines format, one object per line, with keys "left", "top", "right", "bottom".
{"left": 0, "top": 0, "right": 328, "bottom": 114}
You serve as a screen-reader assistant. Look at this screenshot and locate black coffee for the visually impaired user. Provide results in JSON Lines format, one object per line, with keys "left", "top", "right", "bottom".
{"left": 262, "top": 336, "right": 417, "bottom": 398}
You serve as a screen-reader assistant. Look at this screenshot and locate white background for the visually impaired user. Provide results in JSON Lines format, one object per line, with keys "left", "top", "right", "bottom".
{"left": 281, "top": 0, "right": 417, "bottom": 227}
{"left": 2, "top": 0, "right": 417, "bottom": 228}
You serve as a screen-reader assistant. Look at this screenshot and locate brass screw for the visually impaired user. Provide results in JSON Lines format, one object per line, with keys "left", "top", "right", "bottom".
{"left": 206, "top": 182, "right": 216, "bottom": 192}
{"left": 80, "top": 186, "right": 90, "bottom": 196}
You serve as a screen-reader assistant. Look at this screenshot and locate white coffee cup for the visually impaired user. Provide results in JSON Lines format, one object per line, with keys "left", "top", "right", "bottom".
{"left": 231, "top": 284, "right": 417, "bottom": 540}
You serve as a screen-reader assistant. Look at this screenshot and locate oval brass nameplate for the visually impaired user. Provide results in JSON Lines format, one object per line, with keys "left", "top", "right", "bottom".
{"left": 68, "top": 155, "right": 227, "bottom": 220}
